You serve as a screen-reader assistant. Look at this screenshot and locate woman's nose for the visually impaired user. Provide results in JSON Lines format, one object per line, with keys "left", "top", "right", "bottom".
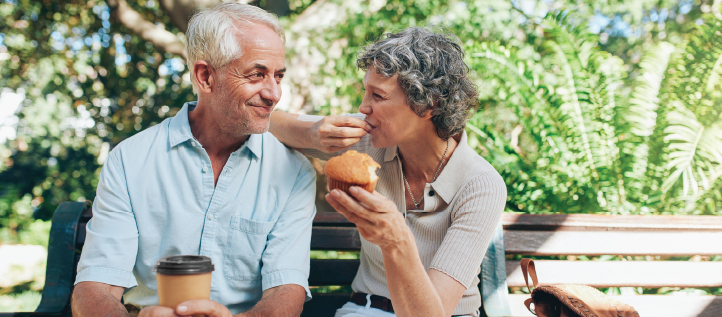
{"left": 359, "top": 99, "right": 372, "bottom": 114}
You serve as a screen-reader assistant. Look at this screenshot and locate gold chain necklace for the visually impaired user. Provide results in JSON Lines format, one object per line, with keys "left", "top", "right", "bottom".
{"left": 401, "top": 139, "right": 449, "bottom": 210}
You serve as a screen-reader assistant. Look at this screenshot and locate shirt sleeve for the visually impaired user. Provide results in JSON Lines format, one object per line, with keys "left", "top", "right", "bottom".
{"left": 429, "top": 171, "right": 507, "bottom": 288}
{"left": 75, "top": 149, "right": 139, "bottom": 288}
{"left": 298, "top": 113, "right": 373, "bottom": 161}
{"left": 260, "top": 158, "right": 317, "bottom": 301}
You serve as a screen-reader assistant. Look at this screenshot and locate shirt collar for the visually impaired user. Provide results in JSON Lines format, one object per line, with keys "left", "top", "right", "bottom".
{"left": 169, "top": 102, "right": 196, "bottom": 148}
{"left": 383, "top": 145, "right": 398, "bottom": 162}
{"left": 168, "top": 101, "right": 262, "bottom": 158}
{"left": 430, "top": 130, "right": 476, "bottom": 204}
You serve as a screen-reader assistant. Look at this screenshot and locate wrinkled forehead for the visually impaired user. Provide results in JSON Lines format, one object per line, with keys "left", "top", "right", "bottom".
{"left": 363, "top": 65, "right": 399, "bottom": 90}
{"left": 233, "top": 22, "right": 284, "bottom": 50}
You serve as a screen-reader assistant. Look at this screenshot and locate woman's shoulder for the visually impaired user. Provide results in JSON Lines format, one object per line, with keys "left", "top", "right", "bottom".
{"left": 451, "top": 142, "right": 506, "bottom": 198}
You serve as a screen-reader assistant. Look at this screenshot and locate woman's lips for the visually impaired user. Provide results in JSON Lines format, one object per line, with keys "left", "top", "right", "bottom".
{"left": 364, "top": 120, "right": 376, "bottom": 133}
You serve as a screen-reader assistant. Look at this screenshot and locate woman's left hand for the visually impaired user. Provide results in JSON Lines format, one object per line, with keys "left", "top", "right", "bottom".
{"left": 326, "top": 187, "right": 411, "bottom": 250}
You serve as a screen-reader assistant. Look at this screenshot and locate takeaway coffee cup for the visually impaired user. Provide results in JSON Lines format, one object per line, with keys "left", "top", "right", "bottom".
{"left": 154, "top": 255, "right": 214, "bottom": 311}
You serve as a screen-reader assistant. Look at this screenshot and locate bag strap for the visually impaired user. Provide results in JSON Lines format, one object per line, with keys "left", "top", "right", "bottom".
{"left": 524, "top": 298, "right": 536, "bottom": 316}
{"left": 520, "top": 258, "right": 539, "bottom": 290}
{"left": 521, "top": 258, "right": 540, "bottom": 316}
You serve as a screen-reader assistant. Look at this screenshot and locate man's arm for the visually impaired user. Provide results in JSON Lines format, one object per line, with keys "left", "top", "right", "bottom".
{"left": 72, "top": 281, "right": 128, "bottom": 317}
{"left": 243, "top": 284, "right": 306, "bottom": 317}
{"left": 74, "top": 149, "right": 139, "bottom": 316}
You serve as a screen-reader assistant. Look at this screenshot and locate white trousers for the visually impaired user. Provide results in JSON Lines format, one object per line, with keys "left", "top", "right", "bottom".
{"left": 334, "top": 298, "right": 476, "bottom": 317}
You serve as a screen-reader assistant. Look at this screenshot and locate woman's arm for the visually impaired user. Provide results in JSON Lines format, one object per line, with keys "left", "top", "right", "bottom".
{"left": 269, "top": 111, "right": 371, "bottom": 153}
{"left": 382, "top": 233, "right": 467, "bottom": 317}
{"left": 326, "top": 187, "right": 466, "bottom": 317}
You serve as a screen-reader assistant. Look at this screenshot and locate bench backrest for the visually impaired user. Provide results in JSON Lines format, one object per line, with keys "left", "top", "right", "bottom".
{"left": 501, "top": 213, "right": 722, "bottom": 317}
{"left": 501, "top": 213, "right": 722, "bottom": 289}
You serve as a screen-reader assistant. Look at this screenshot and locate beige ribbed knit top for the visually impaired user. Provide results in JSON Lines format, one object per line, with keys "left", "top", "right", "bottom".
{"left": 300, "top": 115, "right": 507, "bottom": 316}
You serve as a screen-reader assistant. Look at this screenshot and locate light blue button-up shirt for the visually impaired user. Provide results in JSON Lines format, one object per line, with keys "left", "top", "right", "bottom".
{"left": 75, "top": 102, "right": 316, "bottom": 313}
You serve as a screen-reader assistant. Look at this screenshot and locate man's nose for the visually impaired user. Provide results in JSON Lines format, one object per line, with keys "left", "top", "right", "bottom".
{"left": 260, "top": 77, "right": 282, "bottom": 104}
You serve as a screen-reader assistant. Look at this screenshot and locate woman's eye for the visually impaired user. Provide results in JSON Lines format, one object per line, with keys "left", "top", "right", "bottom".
{"left": 373, "top": 93, "right": 382, "bottom": 99}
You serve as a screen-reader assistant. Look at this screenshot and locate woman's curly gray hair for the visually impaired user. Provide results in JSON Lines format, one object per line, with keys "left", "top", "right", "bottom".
{"left": 357, "top": 27, "right": 478, "bottom": 140}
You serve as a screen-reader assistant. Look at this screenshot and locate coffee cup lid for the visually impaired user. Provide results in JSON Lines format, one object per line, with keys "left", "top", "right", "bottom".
{"left": 153, "top": 255, "right": 215, "bottom": 275}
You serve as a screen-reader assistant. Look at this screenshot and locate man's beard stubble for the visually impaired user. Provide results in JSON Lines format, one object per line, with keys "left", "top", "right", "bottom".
{"left": 215, "top": 80, "right": 274, "bottom": 137}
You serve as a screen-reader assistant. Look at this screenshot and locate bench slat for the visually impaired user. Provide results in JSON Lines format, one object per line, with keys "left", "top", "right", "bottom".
{"left": 309, "top": 259, "right": 359, "bottom": 286}
{"left": 501, "top": 213, "right": 722, "bottom": 231}
{"left": 505, "top": 260, "right": 722, "bottom": 288}
{"left": 508, "top": 294, "right": 722, "bottom": 317}
{"left": 301, "top": 293, "right": 351, "bottom": 317}
{"left": 311, "top": 227, "right": 361, "bottom": 250}
{"left": 313, "top": 212, "right": 354, "bottom": 227}
{"left": 505, "top": 230, "right": 722, "bottom": 256}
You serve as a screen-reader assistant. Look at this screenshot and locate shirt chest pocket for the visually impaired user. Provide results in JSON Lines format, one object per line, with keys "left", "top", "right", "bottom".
{"left": 223, "top": 215, "right": 275, "bottom": 281}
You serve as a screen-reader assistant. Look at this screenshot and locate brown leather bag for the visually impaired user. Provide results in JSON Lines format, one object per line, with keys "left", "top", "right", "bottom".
{"left": 520, "top": 258, "right": 640, "bottom": 317}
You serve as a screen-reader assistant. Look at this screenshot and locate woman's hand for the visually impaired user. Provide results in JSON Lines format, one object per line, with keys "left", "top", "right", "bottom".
{"left": 310, "top": 116, "right": 372, "bottom": 153}
{"left": 325, "top": 187, "right": 411, "bottom": 250}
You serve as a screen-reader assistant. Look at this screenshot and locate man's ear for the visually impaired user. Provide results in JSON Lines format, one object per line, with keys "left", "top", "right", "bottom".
{"left": 194, "top": 61, "right": 215, "bottom": 94}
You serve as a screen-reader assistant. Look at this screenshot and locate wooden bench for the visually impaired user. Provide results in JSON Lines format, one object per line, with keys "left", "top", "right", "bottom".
{"left": 5, "top": 202, "right": 722, "bottom": 317}
{"left": 500, "top": 213, "right": 722, "bottom": 317}
{"left": 0, "top": 202, "right": 506, "bottom": 317}
{"left": 303, "top": 213, "right": 722, "bottom": 317}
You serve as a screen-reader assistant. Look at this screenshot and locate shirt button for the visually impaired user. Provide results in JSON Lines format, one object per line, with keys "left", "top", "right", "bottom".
{"left": 191, "top": 141, "right": 197, "bottom": 147}
{"left": 429, "top": 190, "right": 435, "bottom": 196}
{"left": 202, "top": 166, "right": 208, "bottom": 173}
{"left": 207, "top": 214, "right": 214, "bottom": 220}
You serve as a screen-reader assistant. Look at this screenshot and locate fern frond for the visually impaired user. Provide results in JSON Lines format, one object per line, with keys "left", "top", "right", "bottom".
{"left": 625, "top": 42, "right": 677, "bottom": 137}
{"left": 662, "top": 102, "right": 722, "bottom": 200}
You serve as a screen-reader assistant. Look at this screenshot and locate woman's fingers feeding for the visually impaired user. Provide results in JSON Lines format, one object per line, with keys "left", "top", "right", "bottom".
{"left": 329, "top": 126, "right": 367, "bottom": 138}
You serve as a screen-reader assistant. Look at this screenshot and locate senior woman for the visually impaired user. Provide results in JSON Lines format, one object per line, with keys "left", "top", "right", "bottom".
{"left": 270, "top": 27, "right": 506, "bottom": 317}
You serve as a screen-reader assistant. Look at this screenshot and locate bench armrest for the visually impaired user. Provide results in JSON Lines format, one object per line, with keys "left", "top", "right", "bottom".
{"left": 3, "top": 202, "right": 89, "bottom": 316}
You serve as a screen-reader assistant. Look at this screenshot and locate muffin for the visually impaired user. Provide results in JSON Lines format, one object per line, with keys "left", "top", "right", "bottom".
{"left": 324, "top": 150, "right": 380, "bottom": 193}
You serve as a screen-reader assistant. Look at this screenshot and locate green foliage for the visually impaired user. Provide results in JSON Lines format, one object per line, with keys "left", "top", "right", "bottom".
{"left": 0, "top": 0, "right": 195, "bottom": 240}
{"left": 467, "top": 14, "right": 722, "bottom": 215}
{"left": 469, "top": 14, "right": 631, "bottom": 214}
{"left": 0, "top": 291, "right": 41, "bottom": 312}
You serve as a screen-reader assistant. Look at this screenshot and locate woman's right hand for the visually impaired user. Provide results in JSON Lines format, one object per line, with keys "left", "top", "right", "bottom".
{"left": 310, "top": 116, "right": 372, "bottom": 153}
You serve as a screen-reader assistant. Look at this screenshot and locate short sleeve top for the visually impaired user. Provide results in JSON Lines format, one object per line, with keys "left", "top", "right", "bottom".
{"left": 300, "top": 114, "right": 506, "bottom": 316}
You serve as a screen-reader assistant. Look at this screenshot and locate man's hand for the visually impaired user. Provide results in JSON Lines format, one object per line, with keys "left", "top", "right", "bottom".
{"left": 139, "top": 299, "right": 233, "bottom": 317}
{"left": 310, "top": 116, "right": 372, "bottom": 153}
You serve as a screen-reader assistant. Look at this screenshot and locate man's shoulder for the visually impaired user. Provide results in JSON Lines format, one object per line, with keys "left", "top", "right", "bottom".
{"left": 260, "top": 132, "right": 315, "bottom": 174}
{"left": 111, "top": 119, "right": 172, "bottom": 158}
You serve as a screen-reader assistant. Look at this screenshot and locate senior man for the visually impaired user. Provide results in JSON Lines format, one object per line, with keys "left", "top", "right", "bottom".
{"left": 71, "top": 3, "right": 315, "bottom": 317}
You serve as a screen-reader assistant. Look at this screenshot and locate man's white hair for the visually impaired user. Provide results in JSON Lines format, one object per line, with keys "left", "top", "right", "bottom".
{"left": 185, "top": 2, "right": 285, "bottom": 94}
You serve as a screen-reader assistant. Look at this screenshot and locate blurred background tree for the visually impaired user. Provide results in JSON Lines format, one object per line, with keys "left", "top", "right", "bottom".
{"left": 0, "top": 0, "right": 720, "bottom": 241}
{"left": 1, "top": 0, "right": 721, "bottom": 310}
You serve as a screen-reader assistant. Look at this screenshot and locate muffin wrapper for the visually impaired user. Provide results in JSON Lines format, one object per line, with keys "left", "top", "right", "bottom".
{"left": 327, "top": 177, "right": 377, "bottom": 193}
